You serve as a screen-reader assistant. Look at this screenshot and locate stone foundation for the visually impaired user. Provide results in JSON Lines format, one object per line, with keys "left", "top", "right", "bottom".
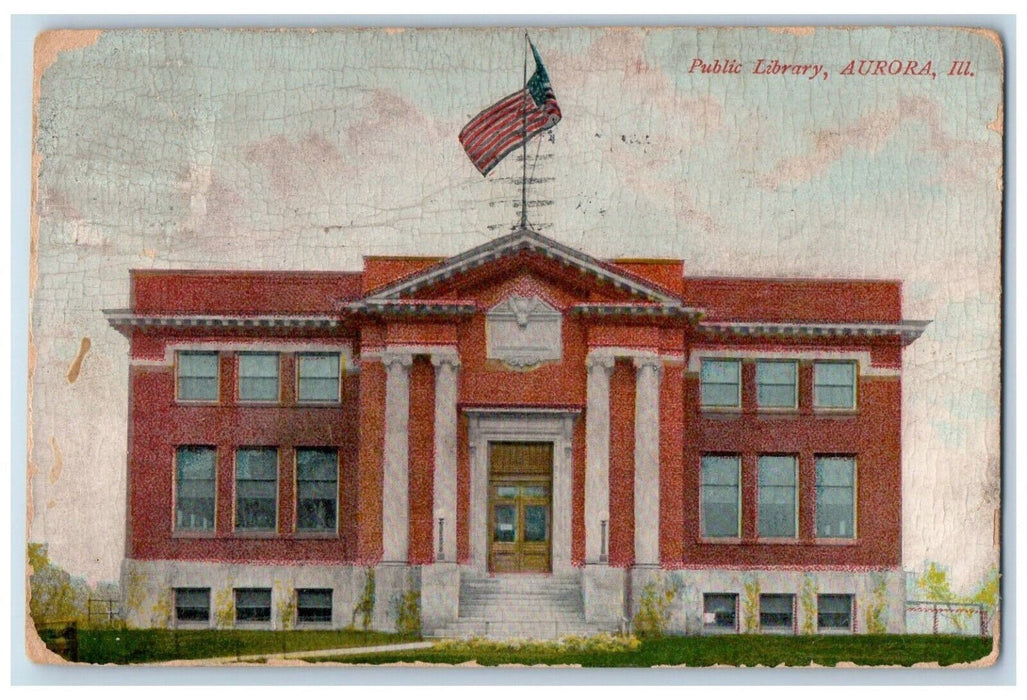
{"left": 121, "top": 559, "right": 906, "bottom": 636}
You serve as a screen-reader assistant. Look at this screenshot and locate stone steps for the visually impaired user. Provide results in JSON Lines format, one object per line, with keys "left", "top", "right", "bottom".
{"left": 429, "top": 572, "right": 611, "bottom": 640}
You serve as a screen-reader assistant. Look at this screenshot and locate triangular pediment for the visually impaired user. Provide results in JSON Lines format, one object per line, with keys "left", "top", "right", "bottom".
{"left": 362, "top": 228, "right": 683, "bottom": 306}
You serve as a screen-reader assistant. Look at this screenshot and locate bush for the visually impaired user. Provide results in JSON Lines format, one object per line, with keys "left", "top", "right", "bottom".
{"left": 633, "top": 580, "right": 675, "bottom": 638}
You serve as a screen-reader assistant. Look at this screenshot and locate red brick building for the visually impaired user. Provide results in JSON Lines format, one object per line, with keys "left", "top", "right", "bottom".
{"left": 106, "top": 228, "right": 927, "bottom": 637}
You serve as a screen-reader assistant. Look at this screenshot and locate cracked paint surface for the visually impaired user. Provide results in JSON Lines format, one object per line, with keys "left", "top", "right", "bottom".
{"left": 29, "top": 26, "right": 1001, "bottom": 592}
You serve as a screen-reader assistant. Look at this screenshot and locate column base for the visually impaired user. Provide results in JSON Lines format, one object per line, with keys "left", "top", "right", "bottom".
{"left": 583, "top": 564, "right": 626, "bottom": 628}
{"left": 420, "top": 562, "right": 461, "bottom": 633}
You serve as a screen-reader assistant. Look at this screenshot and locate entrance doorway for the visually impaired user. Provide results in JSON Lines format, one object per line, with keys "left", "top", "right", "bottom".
{"left": 488, "top": 442, "right": 553, "bottom": 573}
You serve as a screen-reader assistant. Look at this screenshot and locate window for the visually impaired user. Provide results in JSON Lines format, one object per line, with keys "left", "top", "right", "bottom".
{"left": 238, "top": 353, "right": 279, "bottom": 402}
{"left": 296, "top": 448, "right": 338, "bottom": 532}
{"left": 235, "top": 448, "right": 278, "bottom": 530}
{"left": 296, "top": 589, "right": 333, "bottom": 624}
{"left": 760, "top": 594, "right": 795, "bottom": 631}
{"left": 234, "top": 588, "right": 272, "bottom": 623}
{"left": 757, "top": 360, "right": 798, "bottom": 408}
{"left": 700, "top": 359, "right": 741, "bottom": 408}
{"left": 174, "top": 588, "right": 210, "bottom": 623}
{"left": 703, "top": 593, "right": 738, "bottom": 631}
{"left": 701, "top": 455, "right": 740, "bottom": 537}
{"left": 297, "top": 353, "right": 341, "bottom": 402}
{"left": 175, "top": 446, "right": 216, "bottom": 531}
{"left": 817, "top": 594, "right": 854, "bottom": 631}
{"left": 758, "top": 455, "right": 797, "bottom": 538}
{"left": 176, "top": 351, "right": 219, "bottom": 401}
{"left": 816, "top": 457, "right": 856, "bottom": 538}
{"left": 814, "top": 361, "right": 856, "bottom": 409}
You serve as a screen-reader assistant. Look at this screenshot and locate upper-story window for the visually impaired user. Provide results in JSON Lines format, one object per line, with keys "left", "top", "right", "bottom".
{"left": 296, "top": 448, "right": 338, "bottom": 532}
{"left": 700, "top": 455, "right": 741, "bottom": 538}
{"left": 757, "top": 455, "right": 798, "bottom": 538}
{"left": 175, "top": 446, "right": 216, "bottom": 532}
{"left": 816, "top": 456, "right": 856, "bottom": 538}
{"left": 238, "top": 353, "right": 280, "bottom": 402}
{"left": 756, "top": 360, "right": 798, "bottom": 409}
{"left": 176, "top": 351, "right": 219, "bottom": 402}
{"left": 297, "top": 353, "right": 341, "bottom": 403}
{"left": 814, "top": 361, "right": 857, "bottom": 409}
{"left": 235, "top": 448, "right": 278, "bottom": 531}
{"left": 700, "top": 359, "right": 741, "bottom": 408}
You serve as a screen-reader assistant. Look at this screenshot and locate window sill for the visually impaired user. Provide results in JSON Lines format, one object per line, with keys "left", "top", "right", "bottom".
{"left": 816, "top": 627, "right": 855, "bottom": 635}
{"left": 700, "top": 406, "right": 742, "bottom": 414}
{"left": 290, "top": 531, "right": 340, "bottom": 540}
{"left": 756, "top": 407, "right": 799, "bottom": 414}
{"left": 175, "top": 399, "right": 220, "bottom": 406}
{"left": 812, "top": 408, "right": 858, "bottom": 416}
{"left": 758, "top": 627, "right": 796, "bottom": 635}
{"left": 699, "top": 537, "right": 742, "bottom": 545}
{"left": 171, "top": 531, "right": 217, "bottom": 539}
{"left": 232, "top": 530, "right": 280, "bottom": 539}
{"left": 755, "top": 538, "right": 802, "bottom": 545}
{"left": 296, "top": 401, "right": 342, "bottom": 407}
{"left": 234, "top": 400, "right": 283, "bottom": 407}
{"left": 814, "top": 538, "right": 860, "bottom": 546}
{"left": 173, "top": 620, "right": 212, "bottom": 629}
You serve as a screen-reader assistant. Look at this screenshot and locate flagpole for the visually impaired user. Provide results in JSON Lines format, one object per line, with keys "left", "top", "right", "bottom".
{"left": 520, "top": 31, "right": 529, "bottom": 230}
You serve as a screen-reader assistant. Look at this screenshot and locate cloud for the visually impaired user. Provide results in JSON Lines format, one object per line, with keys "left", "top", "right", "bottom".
{"left": 756, "top": 96, "right": 1001, "bottom": 190}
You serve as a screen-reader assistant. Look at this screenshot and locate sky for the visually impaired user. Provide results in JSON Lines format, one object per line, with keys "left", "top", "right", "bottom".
{"left": 28, "top": 26, "right": 1002, "bottom": 592}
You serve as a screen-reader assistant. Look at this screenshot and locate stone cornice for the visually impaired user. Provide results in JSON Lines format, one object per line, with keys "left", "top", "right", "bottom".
{"left": 570, "top": 302, "right": 704, "bottom": 319}
{"left": 344, "top": 299, "right": 478, "bottom": 317}
{"left": 103, "top": 309, "right": 343, "bottom": 334}
{"left": 699, "top": 320, "right": 931, "bottom": 344}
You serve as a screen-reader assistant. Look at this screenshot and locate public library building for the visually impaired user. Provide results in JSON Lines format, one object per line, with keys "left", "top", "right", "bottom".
{"left": 106, "top": 228, "right": 927, "bottom": 637}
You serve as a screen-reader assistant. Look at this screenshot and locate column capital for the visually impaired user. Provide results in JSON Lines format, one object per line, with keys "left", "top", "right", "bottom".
{"left": 430, "top": 350, "right": 461, "bottom": 371}
{"left": 586, "top": 354, "right": 616, "bottom": 374}
{"left": 381, "top": 350, "right": 413, "bottom": 370}
{"left": 633, "top": 355, "right": 663, "bottom": 375}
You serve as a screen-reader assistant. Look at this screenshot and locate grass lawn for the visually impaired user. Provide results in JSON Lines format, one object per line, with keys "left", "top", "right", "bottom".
{"left": 68, "top": 628, "right": 420, "bottom": 665}
{"left": 309, "top": 634, "right": 994, "bottom": 668}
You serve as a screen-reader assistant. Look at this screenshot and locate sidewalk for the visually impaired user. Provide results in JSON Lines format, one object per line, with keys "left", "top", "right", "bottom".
{"left": 155, "top": 640, "right": 435, "bottom": 665}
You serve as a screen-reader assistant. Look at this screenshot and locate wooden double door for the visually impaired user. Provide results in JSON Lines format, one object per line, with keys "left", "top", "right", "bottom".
{"left": 487, "top": 442, "right": 553, "bottom": 574}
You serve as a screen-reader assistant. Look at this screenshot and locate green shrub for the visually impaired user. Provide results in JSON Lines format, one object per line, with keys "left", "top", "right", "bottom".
{"left": 742, "top": 577, "right": 760, "bottom": 634}
{"left": 633, "top": 580, "right": 675, "bottom": 638}
{"left": 353, "top": 569, "right": 375, "bottom": 630}
{"left": 395, "top": 588, "right": 421, "bottom": 635}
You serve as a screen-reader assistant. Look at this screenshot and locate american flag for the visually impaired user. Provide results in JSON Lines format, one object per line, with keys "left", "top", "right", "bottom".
{"left": 459, "top": 41, "right": 561, "bottom": 176}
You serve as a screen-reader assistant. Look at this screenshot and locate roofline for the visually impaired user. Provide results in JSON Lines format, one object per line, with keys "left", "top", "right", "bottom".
{"left": 699, "top": 320, "right": 931, "bottom": 344}
{"left": 363, "top": 228, "right": 682, "bottom": 304}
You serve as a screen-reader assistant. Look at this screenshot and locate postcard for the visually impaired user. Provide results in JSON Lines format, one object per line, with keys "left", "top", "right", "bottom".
{"left": 26, "top": 24, "right": 1003, "bottom": 668}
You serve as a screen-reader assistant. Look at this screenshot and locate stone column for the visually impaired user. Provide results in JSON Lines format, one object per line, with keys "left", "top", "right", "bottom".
{"left": 633, "top": 356, "right": 662, "bottom": 566}
{"left": 585, "top": 354, "right": 615, "bottom": 563}
{"left": 381, "top": 350, "right": 412, "bottom": 563}
{"left": 431, "top": 351, "right": 460, "bottom": 562}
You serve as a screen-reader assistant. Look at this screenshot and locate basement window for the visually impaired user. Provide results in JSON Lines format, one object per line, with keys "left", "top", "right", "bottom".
{"left": 296, "top": 589, "right": 333, "bottom": 624}
{"left": 174, "top": 588, "right": 210, "bottom": 624}
{"left": 759, "top": 594, "right": 795, "bottom": 632}
{"left": 703, "top": 593, "right": 738, "bottom": 632}
{"left": 817, "top": 594, "right": 854, "bottom": 632}
{"left": 234, "top": 588, "right": 272, "bottom": 623}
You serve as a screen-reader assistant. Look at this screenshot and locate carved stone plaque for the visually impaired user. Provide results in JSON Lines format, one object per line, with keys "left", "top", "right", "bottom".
{"left": 485, "top": 295, "right": 562, "bottom": 368}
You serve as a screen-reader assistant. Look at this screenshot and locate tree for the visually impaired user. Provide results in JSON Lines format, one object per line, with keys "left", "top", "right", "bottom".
{"left": 28, "top": 543, "right": 90, "bottom": 625}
